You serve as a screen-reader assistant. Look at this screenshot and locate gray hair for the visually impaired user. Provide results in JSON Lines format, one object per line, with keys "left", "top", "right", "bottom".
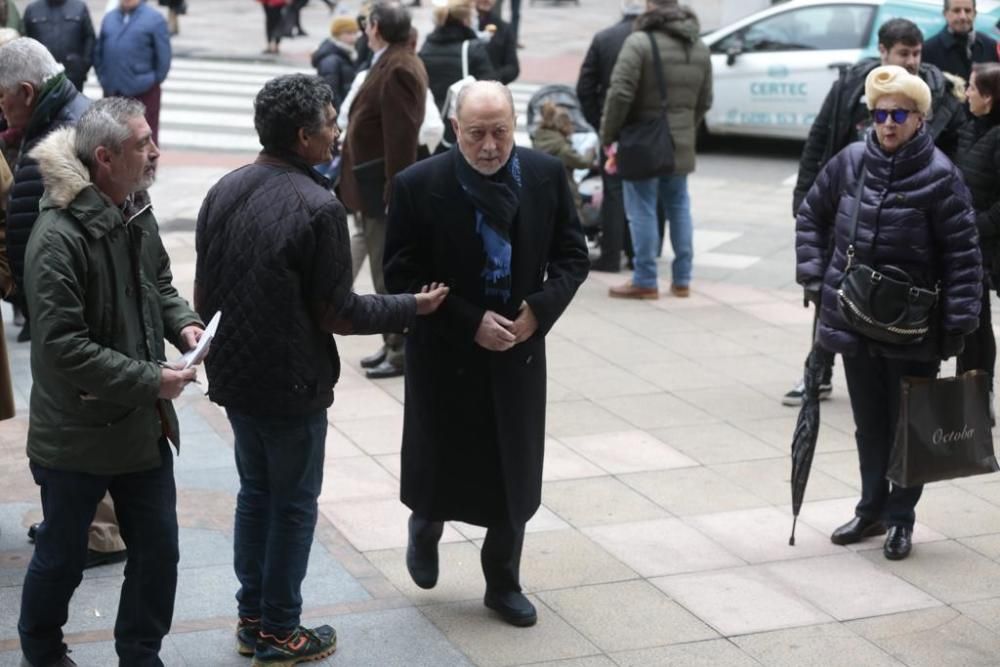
{"left": 0, "top": 38, "right": 64, "bottom": 91}
{"left": 454, "top": 81, "right": 515, "bottom": 120}
{"left": 75, "top": 97, "right": 148, "bottom": 167}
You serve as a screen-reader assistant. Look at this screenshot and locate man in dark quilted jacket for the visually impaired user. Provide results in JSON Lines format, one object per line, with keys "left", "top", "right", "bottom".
{"left": 194, "top": 74, "right": 446, "bottom": 665}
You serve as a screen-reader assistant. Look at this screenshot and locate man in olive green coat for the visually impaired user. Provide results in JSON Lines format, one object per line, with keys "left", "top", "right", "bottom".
{"left": 600, "top": 0, "right": 711, "bottom": 300}
{"left": 17, "top": 97, "right": 202, "bottom": 667}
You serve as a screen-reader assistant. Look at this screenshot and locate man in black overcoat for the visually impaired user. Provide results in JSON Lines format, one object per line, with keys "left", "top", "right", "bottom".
{"left": 384, "top": 80, "right": 589, "bottom": 628}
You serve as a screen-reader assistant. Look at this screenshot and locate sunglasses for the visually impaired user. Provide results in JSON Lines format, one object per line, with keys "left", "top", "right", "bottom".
{"left": 871, "top": 108, "right": 916, "bottom": 124}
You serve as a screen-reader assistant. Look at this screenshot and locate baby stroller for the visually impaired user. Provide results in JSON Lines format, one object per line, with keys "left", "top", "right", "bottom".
{"left": 525, "top": 85, "right": 602, "bottom": 241}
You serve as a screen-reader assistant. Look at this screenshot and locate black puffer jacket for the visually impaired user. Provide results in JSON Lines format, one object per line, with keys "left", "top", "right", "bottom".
{"left": 954, "top": 113, "right": 1000, "bottom": 284}
{"left": 477, "top": 11, "right": 518, "bottom": 84}
{"left": 23, "top": 0, "right": 96, "bottom": 91}
{"left": 419, "top": 21, "right": 496, "bottom": 112}
{"left": 576, "top": 16, "right": 634, "bottom": 131}
{"left": 793, "top": 59, "right": 965, "bottom": 215}
{"left": 7, "top": 75, "right": 89, "bottom": 292}
{"left": 796, "top": 128, "right": 982, "bottom": 361}
{"left": 194, "top": 152, "right": 417, "bottom": 416}
{"left": 312, "top": 38, "right": 356, "bottom": 110}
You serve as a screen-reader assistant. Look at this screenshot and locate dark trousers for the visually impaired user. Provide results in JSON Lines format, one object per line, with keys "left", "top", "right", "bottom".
{"left": 958, "top": 285, "right": 996, "bottom": 385}
{"left": 357, "top": 213, "right": 404, "bottom": 364}
{"left": 19, "top": 440, "right": 178, "bottom": 667}
{"left": 598, "top": 165, "right": 626, "bottom": 266}
{"left": 263, "top": 5, "right": 283, "bottom": 43}
{"left": 228, "top": 408, "right": 327, "bottom": 635}
{"left": 412, "top": 515, "right": 526, "bottom": 592}
{"left": 842, "top": 352, "right": 939, "bottom": 529}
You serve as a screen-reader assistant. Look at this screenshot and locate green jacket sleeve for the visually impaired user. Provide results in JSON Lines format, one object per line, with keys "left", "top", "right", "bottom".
{"left": 27, "top": 225, "right": 161, "bottom": 406}
{"left": 154, "top": 232, "right": 202, "bottom": 351}
{"left": 600, "top": 34, "right": 643, "bottom": 146}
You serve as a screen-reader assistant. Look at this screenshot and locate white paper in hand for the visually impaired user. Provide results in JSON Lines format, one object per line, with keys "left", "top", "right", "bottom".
{"left": 177, "top": 311, "right": 221, "bottom": 370}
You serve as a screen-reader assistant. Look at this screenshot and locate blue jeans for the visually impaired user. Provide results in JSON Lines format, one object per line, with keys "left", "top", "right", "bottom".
{"left": 228, "top": 409, "right": 327, "bottom": 635}
{"left": 19, "top": 440, "right": 178, "bottom": 667}
{"left": 622, "top": 174, "right": 693, "bottom": 289}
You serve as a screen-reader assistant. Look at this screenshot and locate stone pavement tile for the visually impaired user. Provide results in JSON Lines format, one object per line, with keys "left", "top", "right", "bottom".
{"left": 623, "top": 359, "right": 729, "bottom": 392}
{"left": 550, "top": 365, "right": 661, "bottom": 400}
{"left": 374, "top": 453, "right": 401, "bottom": 480}
{"left": 648, "top": 422, "right": 783, "bottom": 466}
{"left": 639, "top": 331, "right": 753, "bottom": 359}
{"left": 960, "top": 479, "right": 1000, "bottom": 507}
{"left": 177, "top": 527, "right": 233, "bottom": 570}
{"left": 734, "top": 300, "right": 815, "bottom": 328}
{"left": 762, "top": 553, "right": 941, "bottom": 620}
{"left": 651, "top": 566, "right": 833, "bottom": 636}
{"left": 549, "top": 377, "right": 587, "bottom": 403}
{"left": 329, "top": 386, "right": 403, "bottom": 421}
{"left": 694, "top": 353, "right": 803, "bottom": 389}
{"left": 846, "top": 607, "right": 1000, "bottom": 667}
{"left": 375, "top": 376, "right": 406, "bottom": 404}
{"left": 954, "top": 597, "right": 1000, "bottom": 633}
{"left": 859, "top": 540, "right": 1000, "bottom": 604}
{"left": 525, "top": 657, "right": 617, "bottom": 667}
{"left": 614, "top": 310, "right": 701, "bottom": 337}
{"left": 811, "top": 451, "right": 863, "bottom": 490}
{"left": 0, "top": 502, "right": 35, "bottom": 552}
{"left": 0, "top": 573, "right": 119, "bottom": 640}
{"left": 323, "top": 426, "right": 365, "bottom": 459}
{"left": 672, "top": 385, "right": 793, "bottom": 423}
{"left": 175, "top": 464, "right": 241, "bottom": 495}
{"left": 318, "top": 498, "right": 465, "bottom": 552}
{"left": 689, "top": 281, "right": 778, "bottom": 305}
{"left": 619, "top": 468, "right": 770, "bottom": 517}
{"left": 545, "top": 401, "right": 634, "bottom": 438}
{"left": 542, "top": 477, "right": 669, "bottom": 527}
{"left": 0, "top": 638, "right": 187, "bottom": 667}
{"left": 793, "top": 497, "right": 946, "bottom": 550}
{"left": 319, "top": 455, "right": 398, "bottom": 503}
{"left": 545, "top": 338, "right": 609, "bottom": 370}
{"left": 583, "top": 518, "right": 743, "bottom": 578}
{"left": 716, "top": 325, "right": 811, "bottom": 358}
{"left": 611, "top": 638, "right": 759, "bottom": 666}
{"left": 537, "top": 580, "right": 718, "bottom": 652}
{"left": 451, "top": 505, "right": 569, "bottom": 540}
{"left": 731, "top": 623, "right": 903, "bottom": 666}
{"left": 597, "top": 394, "right": 716, "bottom": 431}
{"left": 170, "top": 607, "right": 475, "bottom": 667}
{"left": 173, "top": 428, "right": 234, "bottom": 473}
{"left": 958, "top": 534, "right": 1000, "bottom": 561}
{"left": 331, "top": 416, "right": 403, "bottom": 456}
{"left": 542, "top": 439, "right": 606, "bottom": 482}
{"left": 688, "top": 507, "right": 843, "bottom": 564}
{"left": 654, "top": 306, "right": 766, "bottom": 334}
{"left": 710, "top": 457, "right": 857, "bottom": 506}
{"left": 520, "top": 529, "right": 639, "bottom": 591}
{"left": 576, "top": 336, "right": 684, "bottom": 367}
{"left": 421, "top": 597, "right": 598, "bottom": 667}
{"left": 557, "top": 430, "right": 697, "bottom": 474}
{"left": 549, "top": 311, "right": 633, "bottom": 341}
{"left": 366, "top": 541, "right": 485, "bottom": 604}
{"left": 912, "top": 485, "right": 1000, "bottom": 538}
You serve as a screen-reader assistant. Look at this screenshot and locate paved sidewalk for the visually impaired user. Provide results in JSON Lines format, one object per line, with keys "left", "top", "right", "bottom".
{"left": 2, "top": 161, "right": 1000, "bottom": 665}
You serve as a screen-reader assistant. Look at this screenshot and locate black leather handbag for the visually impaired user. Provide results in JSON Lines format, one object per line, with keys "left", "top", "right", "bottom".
{"left": 616, "top": 32, "right": 675, "bottom": 182}
{"left": 836, "top": 165, "right": 939, "bottom": 345}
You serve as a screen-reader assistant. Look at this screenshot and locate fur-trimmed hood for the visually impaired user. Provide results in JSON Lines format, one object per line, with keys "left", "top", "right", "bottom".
{"left": 27, "top": 126, "right": 92, "bottom": 209}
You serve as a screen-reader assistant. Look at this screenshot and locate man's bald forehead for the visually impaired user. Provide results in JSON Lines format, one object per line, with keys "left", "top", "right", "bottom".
{"left": 455, "top": 82, "right": 515, "bottom": 121}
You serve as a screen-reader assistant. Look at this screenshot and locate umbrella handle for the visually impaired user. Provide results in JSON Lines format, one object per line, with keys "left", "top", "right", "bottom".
{"left": 789, "top": 516, "right": 798, "bottom": 547}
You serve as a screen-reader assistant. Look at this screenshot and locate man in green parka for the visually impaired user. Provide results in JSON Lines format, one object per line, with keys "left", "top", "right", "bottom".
{"left": 16, "top": 97, "right": 202, "bottom": 667}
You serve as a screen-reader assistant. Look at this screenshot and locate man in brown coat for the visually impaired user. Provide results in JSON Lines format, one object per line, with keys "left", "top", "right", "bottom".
{"left": 340, "top": 0, "right": 427, "bottom": 379}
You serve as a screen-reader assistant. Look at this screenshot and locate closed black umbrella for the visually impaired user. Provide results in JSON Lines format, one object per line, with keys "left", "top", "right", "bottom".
{"left": 789, "top": 344, "right": 824, "bottom": 546}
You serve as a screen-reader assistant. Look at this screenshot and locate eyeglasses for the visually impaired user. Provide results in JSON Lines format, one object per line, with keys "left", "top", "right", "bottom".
{"left": 871, "top": 108, "right": 915, "bottom": 124}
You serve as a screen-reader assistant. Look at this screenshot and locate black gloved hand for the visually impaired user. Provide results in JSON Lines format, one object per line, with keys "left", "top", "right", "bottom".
{"left": 941, "top": 333, "right": 966, "bottom": 359}
{"left": 802, "top": 282, "right": 822, "bottom": 308}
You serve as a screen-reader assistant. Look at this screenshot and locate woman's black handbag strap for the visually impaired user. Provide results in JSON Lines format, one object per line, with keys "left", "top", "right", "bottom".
{"left": 646, "top": 32, "right": 668, "bottom": 114}
{"left": 846, "top": 160, "right": 866, "bottom": 268}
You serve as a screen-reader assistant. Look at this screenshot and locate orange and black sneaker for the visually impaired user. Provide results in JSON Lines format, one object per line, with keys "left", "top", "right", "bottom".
{"left": 251, "top": 625, "right": 337, "bottom": 666}
{"left": 236, "top": 617, "right": 261, "bottom": 657}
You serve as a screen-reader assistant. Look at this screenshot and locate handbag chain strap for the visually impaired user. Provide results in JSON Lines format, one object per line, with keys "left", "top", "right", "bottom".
{"left": 646, "top": 32, "right": 668, "bottom": 115}
{"left": 845, "top": 159, "right": 866, "bottom": 270}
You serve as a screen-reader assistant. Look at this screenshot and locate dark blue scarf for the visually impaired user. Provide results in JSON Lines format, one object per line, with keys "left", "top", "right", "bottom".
{"left": 454, "top": 147, "right": 522, "bottom": 302}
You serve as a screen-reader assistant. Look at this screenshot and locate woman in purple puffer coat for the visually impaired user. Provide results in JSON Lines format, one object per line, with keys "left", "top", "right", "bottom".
{"left": 795, "top": 65, "right": 982, "bottom": 562}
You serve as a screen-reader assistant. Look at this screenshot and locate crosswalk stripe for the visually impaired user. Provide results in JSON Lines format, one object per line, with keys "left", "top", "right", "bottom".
{"left": 92, "top": 57, "right": 544, "bottom": 153}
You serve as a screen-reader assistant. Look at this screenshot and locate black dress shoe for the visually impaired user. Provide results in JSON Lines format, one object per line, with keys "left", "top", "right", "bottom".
{"left": 85, "top": 548, "right": 127, "bottom": 569}
{"left": 484, "top": 589, "right": 537, "bottom": 627}
{"left": 589, "top": 259, "right": 621, "bottom": 273}
{"left": 360, "top": 346, "right": 387, "bottom": 369}
{"left": 365, "top": 358, "right": 404, "bottom": 379}
{"left": 883, "top": 526, "right": 913, "bottom": 560}
{"left": 406, "top": 515, "right": 441, "bottom": 589}
{"left": 830, "top": 516, "right": 886, "bottom": 545}
{"left": 27, "top": 523, "right": 38, "bottom": 543}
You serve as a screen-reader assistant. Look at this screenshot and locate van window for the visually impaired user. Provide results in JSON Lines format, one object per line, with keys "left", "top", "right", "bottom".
{"left": 713, "top": 5, "right": 876, "bottom": 53}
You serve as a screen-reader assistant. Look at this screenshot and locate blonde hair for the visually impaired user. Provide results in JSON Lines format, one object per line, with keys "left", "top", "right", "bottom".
{"left": 865, "top": 65, "right": 932, "bottom": 115}
{"left": 431, "top": 0, "right": 473, "bottom": 27}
